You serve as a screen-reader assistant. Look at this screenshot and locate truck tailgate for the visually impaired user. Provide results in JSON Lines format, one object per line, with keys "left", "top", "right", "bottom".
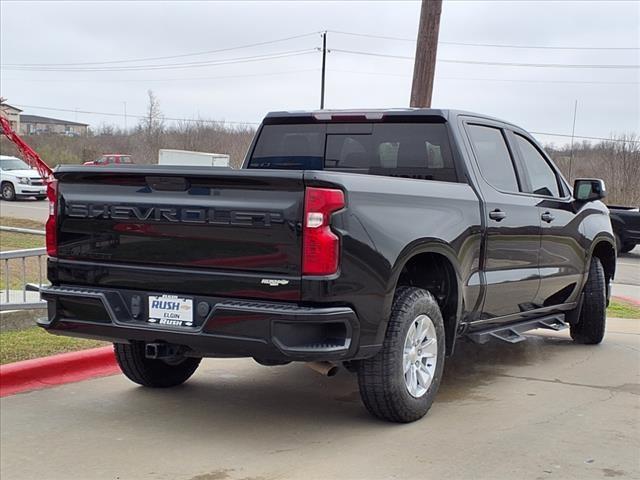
{"left": 54, "top": 167, "right": 304, "bottom": 278}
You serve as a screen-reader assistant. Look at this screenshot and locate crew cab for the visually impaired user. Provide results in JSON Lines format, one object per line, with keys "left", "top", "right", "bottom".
{"left": 39, "top": 109, "right": 616, "bottom": 422}
{"left": 0, "top": 155, "right": 47, "bottom": 200}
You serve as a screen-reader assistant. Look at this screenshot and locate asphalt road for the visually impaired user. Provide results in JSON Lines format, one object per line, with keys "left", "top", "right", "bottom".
{"left": 0, "top": 197, "right": 48, "bottom": 222}
{"left": 1, "top": 318, "right": 638, "bottom": 480}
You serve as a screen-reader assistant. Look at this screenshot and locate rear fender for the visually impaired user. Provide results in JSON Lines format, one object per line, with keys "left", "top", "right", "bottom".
{"left": 377, "top": 239, "right": 464, "bottom": 353}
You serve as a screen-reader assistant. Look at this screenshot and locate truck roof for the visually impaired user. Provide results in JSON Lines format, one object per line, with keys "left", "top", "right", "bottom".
{"left": 264, "top": 108, "right": 520, "bottom": 129}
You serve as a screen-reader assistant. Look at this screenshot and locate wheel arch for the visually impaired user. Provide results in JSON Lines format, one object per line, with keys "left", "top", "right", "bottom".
{"left": 383, "top": 240, "right": 463, "bottom": 356}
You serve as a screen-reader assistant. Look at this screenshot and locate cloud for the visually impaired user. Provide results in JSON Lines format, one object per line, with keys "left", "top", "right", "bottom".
{"left": 1, "top": 0, "right": 637, "bottom": 142}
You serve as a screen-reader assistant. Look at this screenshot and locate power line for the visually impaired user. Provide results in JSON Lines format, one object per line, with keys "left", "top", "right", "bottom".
{"left": 332, "top": 49, "right": 640, "bottom": 69}
{"left": 328, "top": 30, "right": 640, "bottom": 50}
{"left": 3, "top": 49, "right": 318, "bottom": 72}
{"left": 5, "top": 67, "right": 634, "bottom": 86}
{"left": 531, "top": 132, "right": 639, "bottom": 144}
{"left": 1, "top": 32, "right": 321, "bottom": 67}
{"left": 13, "top": 104, "right": 260, "bottom": 125}
{"left": 330, "top": 69, "right": 639, "bottom": 86}
{"left": 1, "top": 68, "right": 320, "bottom": 84}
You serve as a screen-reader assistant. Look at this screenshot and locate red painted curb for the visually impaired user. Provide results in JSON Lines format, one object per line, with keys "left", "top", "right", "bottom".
{"left": 0, "top": 346, "right": 120, "bottom": 397}
{"left": 613, "top": 295, "right": 640, "bottom": 307}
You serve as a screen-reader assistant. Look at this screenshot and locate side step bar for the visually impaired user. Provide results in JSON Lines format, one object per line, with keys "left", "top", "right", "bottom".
{"left": 467, "top": 314, "right": 568, "bottom": 345}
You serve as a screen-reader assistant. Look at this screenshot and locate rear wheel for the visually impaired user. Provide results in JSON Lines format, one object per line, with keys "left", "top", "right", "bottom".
{"left": 114, "top": 342, "right": 201, "bottom": 388}
{"left": 357, "top": 287, "right": 445, "bottom": 423}
{"left": 1, "top": 182, "right": 16, "bottom": 201}
{"left": 570, "top": 257, "right": 606, "bottom": 345}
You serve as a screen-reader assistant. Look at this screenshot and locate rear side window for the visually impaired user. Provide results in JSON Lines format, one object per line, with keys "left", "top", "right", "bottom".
{"left": 514, "top": 134, "right": 561, "bottom": 197}
{"left": 467, "top": 125, "right": 520, "bottom": 192}
{"left": 249, "top": 122, "right": 458, "bottom": 182}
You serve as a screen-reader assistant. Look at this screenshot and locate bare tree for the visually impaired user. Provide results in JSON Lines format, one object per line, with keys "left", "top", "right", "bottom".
{"left": 546, "top": 134, "right": 640, "bottom": 206}
{"left": 140, "top": 90, "right": 164, "bottom": 136}
{"left": 136, "top": 90, "right": 165, "bottom": 161}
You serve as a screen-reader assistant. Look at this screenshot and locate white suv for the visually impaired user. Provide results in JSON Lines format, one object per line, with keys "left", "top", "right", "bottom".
{"left": 0, "top": 155, "right": 47, "bottom": 201}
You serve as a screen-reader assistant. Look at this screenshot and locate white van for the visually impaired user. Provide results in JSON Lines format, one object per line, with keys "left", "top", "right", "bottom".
{"left": 158, "top": 149, "right": 230, "bottom": 167}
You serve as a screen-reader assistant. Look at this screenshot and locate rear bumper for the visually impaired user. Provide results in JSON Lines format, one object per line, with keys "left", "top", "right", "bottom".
{"left": 39, "top": 285, "right": 361, "bottom": 362}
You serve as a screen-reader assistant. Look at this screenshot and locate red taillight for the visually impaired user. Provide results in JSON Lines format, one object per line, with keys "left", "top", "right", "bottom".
{"left": 45, "top": 179, "right": 58, "bottom": 257}
{"left": 302, "top": 187, "right": 345, "bottom": 276}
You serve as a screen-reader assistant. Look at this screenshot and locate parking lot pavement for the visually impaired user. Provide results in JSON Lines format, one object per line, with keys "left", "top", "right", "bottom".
{"left": 1, "top": 318, "right": 638, "bottom": 480}
{"left": 0, "top": 198, "right": 48, "bottom": 223}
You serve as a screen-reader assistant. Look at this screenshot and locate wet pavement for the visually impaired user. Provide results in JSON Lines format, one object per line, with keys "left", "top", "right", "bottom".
{"left": 2, "top": 318, "right": 639, "bottom": 480}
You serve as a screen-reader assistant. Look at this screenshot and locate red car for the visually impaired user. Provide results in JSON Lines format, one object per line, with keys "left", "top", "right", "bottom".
{"left": 83, "top": 154, "right": 133, "bottom": 166}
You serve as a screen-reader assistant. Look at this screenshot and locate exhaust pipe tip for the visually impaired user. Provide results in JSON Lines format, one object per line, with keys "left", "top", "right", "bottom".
{"left": 306, "top": 361, "right": 339, "bottom": 377}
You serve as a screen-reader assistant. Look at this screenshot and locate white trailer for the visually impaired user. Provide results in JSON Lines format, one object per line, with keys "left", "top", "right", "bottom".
{"left": 158, "top": 149, "right": 230, "bottom": 167}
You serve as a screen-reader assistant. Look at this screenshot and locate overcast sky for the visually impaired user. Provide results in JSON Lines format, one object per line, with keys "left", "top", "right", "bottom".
{"left": 1, "top": 0, "right": 638, "bottom": 145}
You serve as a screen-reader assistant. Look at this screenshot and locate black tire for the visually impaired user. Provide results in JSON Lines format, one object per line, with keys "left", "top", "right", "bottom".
{"left": 35, "top": 195, "right": 47, "bottom": 201}
{"left": 357, "top": 287, "right": 446, "bottom": 423}
{"left": 620, "top": 243, "right": 636, "bottom": 254}
{"left": 114, "top": 342, "right": 201, "bottom": 388}
{"left": 1, "top": 182, "right": 16, "bottom": 201}
{"left": 570, "top": 257, "right": 606, "bottom": 345}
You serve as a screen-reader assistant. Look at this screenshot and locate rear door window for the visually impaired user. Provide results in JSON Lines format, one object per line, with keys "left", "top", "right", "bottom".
{"left": 467, "top": 124, "right": 520, "bottom": 192}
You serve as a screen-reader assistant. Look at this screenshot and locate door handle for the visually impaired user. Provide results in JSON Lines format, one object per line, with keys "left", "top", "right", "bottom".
{"left": 489, "top": 209, "right": 507, "bottom": 221}
{"left": 541, "top": 211, "right": 555, "bottom": 223}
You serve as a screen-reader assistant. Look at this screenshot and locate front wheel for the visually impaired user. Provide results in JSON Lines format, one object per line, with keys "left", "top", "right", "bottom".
{"left": 1, "top": 182, "right": 16, "bottom": 201}
{"left": 570, "top": 257, "right": 606, "bottom": 345}
{"left": 357, "top": 287, "right": 445, "bottom": 423}
{"left": 114, "top": 342, "right": 201, "bottom": 388}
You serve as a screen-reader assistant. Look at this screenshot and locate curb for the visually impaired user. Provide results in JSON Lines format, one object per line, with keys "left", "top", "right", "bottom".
{"left": 0, "top": 346, "right": 120, "bottom": 397}
{"left": 612, "top": 295, "right": 640, "bottom": 307}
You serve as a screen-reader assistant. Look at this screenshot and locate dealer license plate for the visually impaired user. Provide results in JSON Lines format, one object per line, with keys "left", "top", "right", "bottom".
{"left": 148, "top": 295, "right": 194, "bottom": 327}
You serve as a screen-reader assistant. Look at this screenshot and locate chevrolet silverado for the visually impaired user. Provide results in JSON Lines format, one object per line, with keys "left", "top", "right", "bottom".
{"left": 39, "top": 109, "right": 616, "bottom": 422}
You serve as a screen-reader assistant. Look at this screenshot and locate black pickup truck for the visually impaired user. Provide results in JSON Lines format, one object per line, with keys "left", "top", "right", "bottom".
{"left": 609, "top": 205, "right": 640, "bottom": 254}
{"left": 39, "top": 109, "right": 616, "bottom": 423}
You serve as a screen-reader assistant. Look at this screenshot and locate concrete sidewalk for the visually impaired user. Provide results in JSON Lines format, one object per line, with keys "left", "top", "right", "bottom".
{"left": 1, "top": 318, "right": 638, "bottom": 480}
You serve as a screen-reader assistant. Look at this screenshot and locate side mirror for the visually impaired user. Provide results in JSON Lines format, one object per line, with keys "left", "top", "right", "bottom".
{"left": 574, "top": 178, "right": 607, "bottom": 202}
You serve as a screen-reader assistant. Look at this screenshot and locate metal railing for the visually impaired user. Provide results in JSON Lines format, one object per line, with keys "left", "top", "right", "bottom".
{"left": 0, "top": 247, "right": 47, "bottom": 311}
{"left": 0, "top": 226, "right": 46, "bottom": 236}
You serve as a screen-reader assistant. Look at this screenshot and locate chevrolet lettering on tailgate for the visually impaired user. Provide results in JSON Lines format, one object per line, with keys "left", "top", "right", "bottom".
{"left": 65, "top": 202, "right": 285, "bottom": 227}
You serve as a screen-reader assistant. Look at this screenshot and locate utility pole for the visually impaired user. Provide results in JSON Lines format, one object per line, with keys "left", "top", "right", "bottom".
{"left": 123, "top": 101, "right": 128, "bottom": 131}
{"left": 320, "top": 31, "right": 327, "bottom": 109}
{"left": 410, "top": 0, "right": 442, "bottom": 108}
